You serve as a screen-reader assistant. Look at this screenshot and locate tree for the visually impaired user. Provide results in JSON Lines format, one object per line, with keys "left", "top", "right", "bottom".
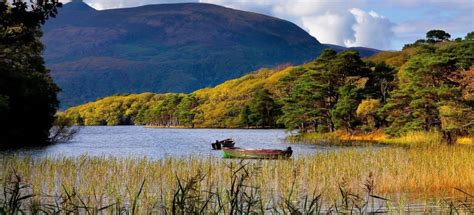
{"left": 331, "top": 85, "right": 360, "bottom": 132}
{"left": 356, "top": 99, "right": 381, "bottom": 131}
{"left": 146, "top": 94, "right": 184, "bottom": 127}
{"left": 465, "top": 31, "right": 474, "bottom": 41}
{"left": 239, "top": 105, "right": 251, "bottom": 128}
{"left": 383, "top": 54, "right": 448, "bottom": 135}
{"left": 177, "top": 95, "right": 198, "bottom": 128}
{"left": 438, "top": 103, "right": 474, "bottom": 144}
{"left": 0, "top": 0, "right": 62, "bottom": 148}
{"left": 279, "top": 70, "right": 327, "bottom": 132}
{"left": 426, "top": 30, "right": 451, "bottom": 42}
{"left": 382, "top": 41, "right": 474, "bottom": 139}
{"left": 248, "top": 89, "right": 279, "bottom": 128}
{"left": 364, "top": 62, "right": 396, "bottom": 103}
{"left": 279, "top": 49, "right": 369, "bottom": 133}
{"left": 279, "top": 49, "right": 337, "bottom": 132}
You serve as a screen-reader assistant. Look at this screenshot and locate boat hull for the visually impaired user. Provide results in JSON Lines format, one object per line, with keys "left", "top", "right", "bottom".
{"left": 222, "top": 147, "right": 292, "bottom": 159}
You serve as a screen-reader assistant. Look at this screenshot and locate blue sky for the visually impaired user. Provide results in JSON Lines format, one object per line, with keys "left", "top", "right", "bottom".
{"left": 66, "top": 0, "right": 473, "bottom": 50}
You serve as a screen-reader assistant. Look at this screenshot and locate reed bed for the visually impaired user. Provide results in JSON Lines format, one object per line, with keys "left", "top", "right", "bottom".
{"left": 289, "top": 130, "right": 473, "bottom": 146}
{"left": 0, "top": 146, "right": 473, "bottom": 213}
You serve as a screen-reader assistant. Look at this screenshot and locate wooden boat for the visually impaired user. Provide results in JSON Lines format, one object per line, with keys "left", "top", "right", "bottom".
{"left": 211, "top": 138, "right": 235, "bottom": 150}
{"left": 222, "top": 147, "right": 292, "bottom": 159}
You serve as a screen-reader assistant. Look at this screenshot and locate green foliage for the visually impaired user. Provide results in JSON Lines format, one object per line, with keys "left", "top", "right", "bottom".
{"left": 239, "top": 105, "right": 251, "bottom": 128}
{"left": 279, "top": 49, "right": 368, "bottom": 132}
{"left": 0, "top": 0, "right": 62, "bottom": 148}
{"left": 248, "top": 89, "right": 280, "bottom": 128}
{"left": 177, "top": 95, "right": 198, "bottom": 128}
{"left": 382, "top": 41, "right": 474, "bottom": 137}
{"left": 331, "top": 85, "right": 361, "bottom": 131}
{"left": 364, "top": 62, "right": 396, "bottom": 103}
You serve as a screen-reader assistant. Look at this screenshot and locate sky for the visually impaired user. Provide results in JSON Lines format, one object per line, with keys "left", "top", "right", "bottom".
{"left": 64, "top": 0, "right": 473, "bottom": 50}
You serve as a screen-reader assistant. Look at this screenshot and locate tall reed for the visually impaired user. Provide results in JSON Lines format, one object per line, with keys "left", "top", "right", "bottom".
{"left": 0, "top": 146, "right": 473, "bottom": 213}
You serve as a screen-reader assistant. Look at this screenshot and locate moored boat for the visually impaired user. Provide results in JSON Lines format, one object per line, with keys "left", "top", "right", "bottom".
{"left": 222, "top": 147, "right": 292, "bottom": 159}
{"left": 211, "top": 138, "right": 235, "bottom": 150}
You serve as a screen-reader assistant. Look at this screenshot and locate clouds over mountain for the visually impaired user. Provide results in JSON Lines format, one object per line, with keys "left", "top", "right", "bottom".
{"left": 199, "top": 0, "right": 395, "bottom": 49}
{"left": 61, "top": 0, "right": 473, "bottom": 50}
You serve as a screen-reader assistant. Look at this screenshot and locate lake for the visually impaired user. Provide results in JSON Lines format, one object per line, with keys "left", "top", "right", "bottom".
{"left": 4, "top": 126, "right": 333, "bottom": 159}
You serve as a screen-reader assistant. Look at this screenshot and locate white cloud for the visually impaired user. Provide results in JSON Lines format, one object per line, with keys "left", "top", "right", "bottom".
{"left": 345, "top": 8, "right": 394, "bottom": 48}
{"left": 59, "top": 0, "right": 472, "bottom": 50}
{"left": 199, "top": 0, "right": 395, "bottom": 49}
{"left": 301, "top": 12, "right": 355, "bottom": 46}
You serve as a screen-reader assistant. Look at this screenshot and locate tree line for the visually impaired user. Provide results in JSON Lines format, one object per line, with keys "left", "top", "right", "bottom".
{"left": 64, "top": 30, "right": 474, "bottom": 143}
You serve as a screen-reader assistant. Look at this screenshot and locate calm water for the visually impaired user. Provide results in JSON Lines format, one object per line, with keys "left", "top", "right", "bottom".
{"left": 5, "top": 126, "right": 332, "bottom": 159}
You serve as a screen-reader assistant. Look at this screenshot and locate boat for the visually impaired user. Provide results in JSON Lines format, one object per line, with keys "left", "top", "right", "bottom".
{"left": 222, "top": 147, "right": 293, "bottom": 159}
{"left": 211, "top": 138, "right": 235, "bottom": 150}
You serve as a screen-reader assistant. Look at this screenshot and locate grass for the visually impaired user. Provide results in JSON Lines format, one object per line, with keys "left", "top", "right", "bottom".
{"left": 381, "top": 131, "right": 444, "bottom": 146}
{"left": 289, "top": 130, "right": 473, "bottom": 146}
{"left": 0, "top": 146, "right": 473, "bottom": 213}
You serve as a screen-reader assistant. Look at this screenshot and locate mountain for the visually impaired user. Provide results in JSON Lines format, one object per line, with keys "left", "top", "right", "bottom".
{"left": 42, "top": 1, "right": 325, "bottom": 108}
{"left": 323, "top": 44, "right": 382, "bottom": 57}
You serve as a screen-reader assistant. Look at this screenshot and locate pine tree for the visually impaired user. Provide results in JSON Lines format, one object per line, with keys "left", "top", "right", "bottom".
{"left": 248, "top": 89, "right": 279, "bottom": 128}
{"left": 382, "top": 41, "right": 474, "bottom": 138}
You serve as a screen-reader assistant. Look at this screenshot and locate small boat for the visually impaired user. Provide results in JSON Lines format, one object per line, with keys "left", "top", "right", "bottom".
{"left": 222, "top": 147, "right": 292, "bottom": 159}
{"left": 211, "top": 138, "right": 235, "bottom": 150}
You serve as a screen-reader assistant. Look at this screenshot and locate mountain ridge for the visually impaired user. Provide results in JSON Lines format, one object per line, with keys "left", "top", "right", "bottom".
{"left": 42, "top": 1, "right": 378, "bottom": 109}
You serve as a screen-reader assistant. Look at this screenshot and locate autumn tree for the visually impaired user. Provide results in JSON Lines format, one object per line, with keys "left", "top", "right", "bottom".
{"left": 438, "top": 103, "right": 474, "bottom": 144}
{"left": 356, "top": 99, "right": 381, "bottom": 131}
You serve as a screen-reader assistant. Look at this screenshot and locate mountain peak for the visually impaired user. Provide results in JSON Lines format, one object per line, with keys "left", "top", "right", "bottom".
{"left": 63, "top": 0, "right": 96, "bottom": 12}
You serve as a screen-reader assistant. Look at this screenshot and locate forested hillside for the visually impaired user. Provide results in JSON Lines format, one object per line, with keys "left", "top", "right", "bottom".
{"left": 43, "top": 1, "right": 326, "bottom": 108}
{"left": 63, "top": 31, "right": 474, "bottom": 142}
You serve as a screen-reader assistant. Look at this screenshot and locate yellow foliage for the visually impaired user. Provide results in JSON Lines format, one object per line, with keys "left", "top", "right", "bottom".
{"left": 365, "top": 46, "right": 417, "bottom": 68}
{"left": 64, "top": 65, "right": 296, "bottom": 127}
{"left": 457, "top": 136, "right": 474, "bottom": 145}
{"left": 356, "top": 99, "right": 380, "bottom": 117}
{"left": 193, "top": 66, "right": 295, "bottom": 127}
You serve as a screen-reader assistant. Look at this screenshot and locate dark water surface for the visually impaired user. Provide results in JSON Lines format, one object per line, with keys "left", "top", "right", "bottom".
{"left": 5, "top": 126, "right": 333, "bottom": 159}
